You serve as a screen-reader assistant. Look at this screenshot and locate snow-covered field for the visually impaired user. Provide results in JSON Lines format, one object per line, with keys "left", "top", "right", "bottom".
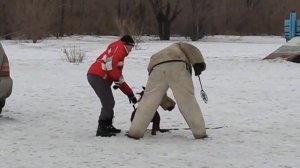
{"left": 0, "top": 35, "right": 299, "bottom": 168}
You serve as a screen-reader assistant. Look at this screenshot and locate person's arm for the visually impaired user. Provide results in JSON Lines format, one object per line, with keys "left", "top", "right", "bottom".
{"left": 114, "top": 78, "right": 137, "bottom": 104}
{"left": 178, "top": 42, "right": 206, "bottom": 76}
{"left": 110, "top": 46, "right": 137, "bottom": 103}
{"left": 107, "top": 46, "right": 125, "bottom": 81}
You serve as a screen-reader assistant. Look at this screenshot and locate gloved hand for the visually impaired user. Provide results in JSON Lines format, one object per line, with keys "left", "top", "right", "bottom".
{"left": 167, "top": 105, "right": 175, "bottom": 111}
{"left": 113, "top": 81, "right": 121, "bottom": 90}
{"left": 193, "top": 63, "right": 206, "bottom": 76}
{"left": 128, "top": 95, "right": 138, "bottom": 104}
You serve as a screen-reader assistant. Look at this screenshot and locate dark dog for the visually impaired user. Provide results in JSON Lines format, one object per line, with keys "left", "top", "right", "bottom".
{"left": 130, "top": 108, "right": 164, "bottom": 135}
{"left": 130, "top": 87, "right": 172, "bottom": 135}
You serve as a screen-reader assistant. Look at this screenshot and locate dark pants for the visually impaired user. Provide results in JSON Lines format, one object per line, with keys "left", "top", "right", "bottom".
{"left": 87, "top": 74, "right": 115, "bottom": 122}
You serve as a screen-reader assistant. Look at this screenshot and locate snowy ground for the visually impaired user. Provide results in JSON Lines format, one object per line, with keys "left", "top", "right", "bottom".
{"left": 0, "top": 35, "right": 299, "bottom": 168}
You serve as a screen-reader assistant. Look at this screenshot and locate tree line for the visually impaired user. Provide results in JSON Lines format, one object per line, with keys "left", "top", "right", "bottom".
{"left": 0, "top": 0, "right": 299, "bottom": 42}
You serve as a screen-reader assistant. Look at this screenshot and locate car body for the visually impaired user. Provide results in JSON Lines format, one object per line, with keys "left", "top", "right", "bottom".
{"left": 0, "top": 43, "right": 13, "bottom": 114}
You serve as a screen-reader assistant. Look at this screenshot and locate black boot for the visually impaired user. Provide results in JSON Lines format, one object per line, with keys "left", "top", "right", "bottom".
{"left": 96, "top": 120, "right": 116, "bottom": 137}
{"left": 96, "top": 120, "right": 121, "bottom": 137}
{"left": 106, "top": 124, "right": 121, "bottom": 133}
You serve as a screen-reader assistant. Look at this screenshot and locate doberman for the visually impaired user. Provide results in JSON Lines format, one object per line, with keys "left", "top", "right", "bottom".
{"left": 130, "top": 87, "right": 172, "bottom": 135}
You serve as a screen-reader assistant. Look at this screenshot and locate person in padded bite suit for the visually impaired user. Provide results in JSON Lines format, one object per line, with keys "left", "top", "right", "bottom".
{"left": 128, "top": 42, "right": 207, "bottom": 139}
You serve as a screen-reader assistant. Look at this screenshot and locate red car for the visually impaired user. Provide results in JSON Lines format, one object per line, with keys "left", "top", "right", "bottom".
{"left": 0, "top": 43, "right": 13, "bottom": 114}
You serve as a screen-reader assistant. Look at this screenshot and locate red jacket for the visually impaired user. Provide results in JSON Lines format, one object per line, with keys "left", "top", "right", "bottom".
{"left": 88, "top": 40, "right": 134, "bottom": 97}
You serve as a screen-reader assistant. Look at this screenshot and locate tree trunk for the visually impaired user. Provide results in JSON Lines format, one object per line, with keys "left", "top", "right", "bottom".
{"left": 191, "top": 18, "right": 199, "bottom": 41}
{"left": 150, "top": 0, "right": 181, "bottom": 40}
{"left": 59, "top": 0, "right": 65, "bottom": 38}
{"left": 158, "top": 20, "right": 163, "bottom": 39}
{"left": 162, "top": 21, "right": 170, "bottom": 40}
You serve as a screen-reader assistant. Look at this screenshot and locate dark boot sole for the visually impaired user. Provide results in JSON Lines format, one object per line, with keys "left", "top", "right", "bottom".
{"left": 96, "top": 132, "right": 116, "bottom": 137}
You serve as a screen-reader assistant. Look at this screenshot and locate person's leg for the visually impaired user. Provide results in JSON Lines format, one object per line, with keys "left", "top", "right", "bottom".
{"left": 87, "top": 74, "right": 115, "bottom": 120}
{"left": 167, "top": 63, "right": 207, "bottom": 139}
{"left": 87, "top": 74, "right": 119, "bottom": 136}
{"left": 128, "top": 68, "right": 168, "bottom": 139}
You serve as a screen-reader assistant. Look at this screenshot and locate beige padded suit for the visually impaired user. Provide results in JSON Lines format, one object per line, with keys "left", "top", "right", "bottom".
{"left": 128, "top": 42, "right": 207, "bottom": 139}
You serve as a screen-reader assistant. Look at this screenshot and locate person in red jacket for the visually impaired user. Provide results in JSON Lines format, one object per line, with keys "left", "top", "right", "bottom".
{"left": 87, "top": 35, "right": 137, "bottom": 137}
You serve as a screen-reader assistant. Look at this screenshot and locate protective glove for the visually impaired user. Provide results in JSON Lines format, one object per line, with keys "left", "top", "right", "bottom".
{"left": 128, "top": 95, "right": 138, "bottom": 104}
{"left": 193, "top": 63, "right": 206, "bottom": 76}
{"left": 167, "top": 105, "right": 175, "bottom": 111}
{"left": 113, "top": 81, "right": 121, "bottom": 90}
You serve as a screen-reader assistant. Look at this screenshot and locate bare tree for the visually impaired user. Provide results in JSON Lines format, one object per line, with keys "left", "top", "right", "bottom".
{"left": 246, "top": 0, "right": 260, "bottom": 9}
{"left": 1, "top": 0, "right": 300, "bottom": 38}
{"left": 0, "top": 1, "right": 16, "bottom": 39}
{"left": 0, "top": 2, "right": 7, "bottom": 38}
{"left": 58, "top": 0, "right": 66, "bottom": 38}
{"left": 116, "top": 0, "right": 146, "bottom": 48}
{"left": 244, "top": 0, "right": 262, "bottom": 34}
{"left": 12, "top": 0, "right": 57, "bottom": 43}
{"left": 189, "top": 0, "right": 210, "bottom": 41}
{"left": 149, "top": 0, "right": 181, "bottom": 40}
